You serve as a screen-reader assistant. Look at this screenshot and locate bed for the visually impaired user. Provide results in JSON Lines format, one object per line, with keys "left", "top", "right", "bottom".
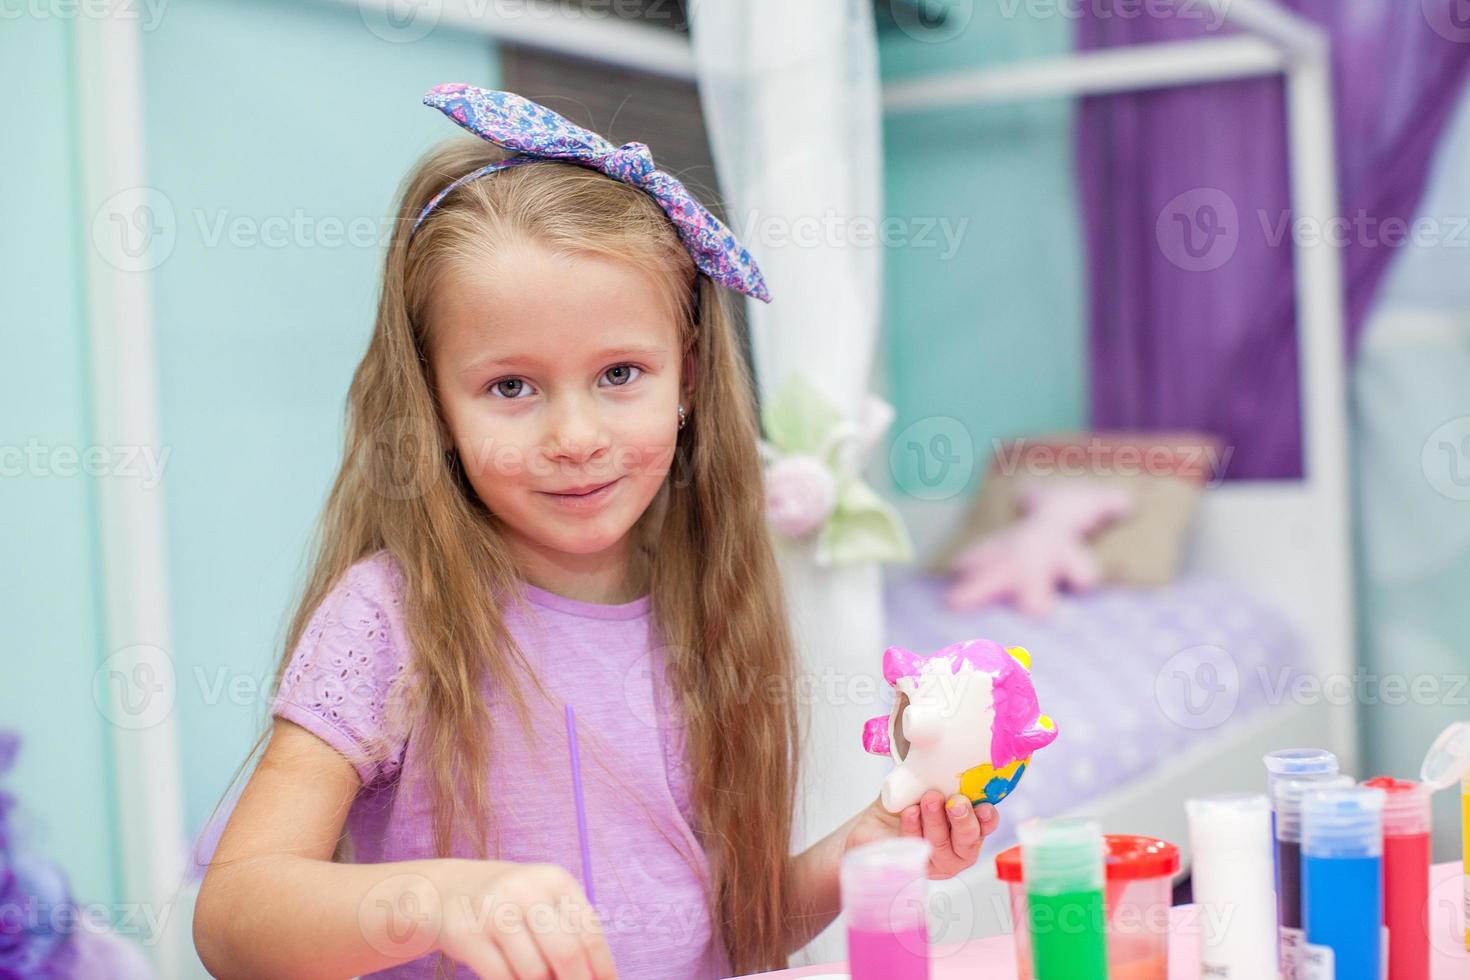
{"left": 881, "top": 479, "right": 1358, "bottom": 940}
{"left": 884, "top": 567, "right": 1305, "bottom": 852}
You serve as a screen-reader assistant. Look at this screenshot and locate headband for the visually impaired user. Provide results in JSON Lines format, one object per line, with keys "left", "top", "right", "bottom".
{"left": 411, "top": 84, "right": 771, "bottom": 304}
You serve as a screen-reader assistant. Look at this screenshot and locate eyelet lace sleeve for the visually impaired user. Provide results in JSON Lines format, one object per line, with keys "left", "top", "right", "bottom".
{"left": 270, "top": 552, "right": 412, "bottom": 787}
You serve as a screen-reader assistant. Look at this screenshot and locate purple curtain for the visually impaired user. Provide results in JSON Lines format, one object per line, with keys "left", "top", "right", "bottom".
{"left": 1079, "top": 1, "right": 1470, "bottom": 478}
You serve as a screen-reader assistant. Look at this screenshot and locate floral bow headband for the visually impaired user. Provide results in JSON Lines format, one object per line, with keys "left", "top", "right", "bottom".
{"left": 411, "top": 84, "right": 771, "bottom": 304}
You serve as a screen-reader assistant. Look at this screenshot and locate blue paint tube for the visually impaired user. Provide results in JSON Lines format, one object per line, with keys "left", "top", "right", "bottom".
{"left": 1302, "top": 786, "right": 1386, "bottom": 980}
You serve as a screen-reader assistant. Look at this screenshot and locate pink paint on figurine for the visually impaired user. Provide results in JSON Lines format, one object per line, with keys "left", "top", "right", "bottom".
{"left": 862, "top": 639, "right": 1057, "bottom": 812}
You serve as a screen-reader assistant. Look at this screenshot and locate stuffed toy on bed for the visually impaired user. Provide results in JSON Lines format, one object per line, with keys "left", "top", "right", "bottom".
{"left": 944, "top": 480, "right": 1133, "bottom": 617}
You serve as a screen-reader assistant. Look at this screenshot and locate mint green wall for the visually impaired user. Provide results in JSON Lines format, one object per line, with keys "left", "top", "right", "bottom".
{"left": 1353, "top": 79, "right": 1470, "bottom": 858}
{"left": 137, "top": 0, "right": 498, "bottom": 843}
{"left": 0, "top": 21, "right": 120, "bottom": 906}
{"left": 0, "top": 0, "right": 498, "bottom": 913}
{"left": 879, "top": 9, "right": 1086, "bottom": 496}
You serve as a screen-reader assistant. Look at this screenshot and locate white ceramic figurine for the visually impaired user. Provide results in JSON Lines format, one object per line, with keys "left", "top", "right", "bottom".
{"left": 862, "top": 639, "right": 1057, "bottom": 813}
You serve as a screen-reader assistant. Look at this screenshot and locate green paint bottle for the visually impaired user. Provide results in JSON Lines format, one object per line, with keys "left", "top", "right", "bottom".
{"left": 1018, "top": 818, "right": 1108, "bottom": 980}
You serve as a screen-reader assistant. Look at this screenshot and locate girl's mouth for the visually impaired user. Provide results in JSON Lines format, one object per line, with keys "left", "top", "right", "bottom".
{"left": 538, "top": 478, "right": 621, "bottom": 511}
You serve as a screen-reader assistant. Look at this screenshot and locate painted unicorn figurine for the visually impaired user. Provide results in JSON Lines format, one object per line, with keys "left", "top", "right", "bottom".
{"left": 863, "top": 639, "right": 1057, "bottom": 813}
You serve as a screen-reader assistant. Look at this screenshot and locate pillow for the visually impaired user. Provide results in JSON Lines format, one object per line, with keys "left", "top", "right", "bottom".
{"left": 929, "top": 431, "right": 1225, "bottom": 586}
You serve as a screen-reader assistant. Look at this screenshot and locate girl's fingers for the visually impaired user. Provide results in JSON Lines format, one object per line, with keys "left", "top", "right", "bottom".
{"left": 583, "top": 936, "right": 620, "bottom": 980}
{"left": 945, "top": 795, "right": 983, "bottom": 862}
{"left": 495, "top": 917, "right": 551, "bottom": 980}
{"left": 455, "top": 938, "right": 513, "bottom": 980}
{"left": 533, "top": 891, "right": 607, "bottom": 980}
{"left": 918, "top": 791, "right": 951, "bottom": 853}
{"left": 531, "top": 920, "right": 594, "bottom": 980}
{"left": 576, "top": 908, "right": 620, "bottom": 980}
{"left": 976, "top": 802, "right": 1000, "bottom": 836}
{"left": 900, "top": 803, "right": 923, "bottom": 837}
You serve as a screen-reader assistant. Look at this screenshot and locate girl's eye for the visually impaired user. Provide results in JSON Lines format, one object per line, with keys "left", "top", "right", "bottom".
{"left": 487, "top": 366, "right": 640, "bottom": 398}
{"left": 488, "top": 378, "right": 532, "bottom": 399}
{"left": 602, "top": 364, "right": 643, "bottom": 387}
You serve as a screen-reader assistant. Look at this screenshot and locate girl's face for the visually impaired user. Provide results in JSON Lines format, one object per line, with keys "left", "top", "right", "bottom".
{"left": 427, "top": 238, "right": 686, "bottom": 590}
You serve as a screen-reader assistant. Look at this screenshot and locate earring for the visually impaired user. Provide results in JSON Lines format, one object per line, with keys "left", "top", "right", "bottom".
{"left": 677, "top": 404, "right": 688, "bottom": 430}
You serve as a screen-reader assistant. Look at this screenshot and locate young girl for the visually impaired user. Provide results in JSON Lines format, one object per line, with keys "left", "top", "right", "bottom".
{"left": 193, "top": 86, "right": 997, "bottom": 980}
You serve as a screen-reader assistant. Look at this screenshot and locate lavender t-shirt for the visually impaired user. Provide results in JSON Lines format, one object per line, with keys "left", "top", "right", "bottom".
{"left": 270, "top": 551, "right": 730, "bottom": 980}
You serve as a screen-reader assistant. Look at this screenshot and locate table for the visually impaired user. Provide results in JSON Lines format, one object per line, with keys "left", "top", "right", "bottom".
{"left": 740, "top": 862, "right": 1470, "bottom": 978}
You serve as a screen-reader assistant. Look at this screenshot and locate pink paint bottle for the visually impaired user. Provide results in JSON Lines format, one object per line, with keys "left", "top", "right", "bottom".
{"left": 841, "top": 837, "right": 933, "bottom": 980}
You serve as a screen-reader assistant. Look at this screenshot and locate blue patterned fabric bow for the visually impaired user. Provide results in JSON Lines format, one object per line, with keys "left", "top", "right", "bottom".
{"left": 413, "top": 84, "right": 771, "bottom": 304}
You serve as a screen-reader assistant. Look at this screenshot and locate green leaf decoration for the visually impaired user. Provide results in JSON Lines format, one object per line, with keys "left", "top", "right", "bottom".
{"left": 818, "top": 475, "right": 914, "bottom": 566}
{"left": 761, "top": 372, "right": 914, "bottom": 566}
{"left": 762, "top": 373, "right": 844, "bottom": 456}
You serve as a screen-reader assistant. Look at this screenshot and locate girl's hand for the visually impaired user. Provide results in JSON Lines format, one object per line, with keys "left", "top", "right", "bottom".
{"left": 428, "top": 859, "right": 620, "bottom": 980}
{"left": 842, "top": 790, "right": 999, "bottom": 879}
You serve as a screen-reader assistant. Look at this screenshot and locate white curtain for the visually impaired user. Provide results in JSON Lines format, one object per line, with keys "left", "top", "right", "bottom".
{"left": 688, "top": 0, "right": 891, "bottom": 967}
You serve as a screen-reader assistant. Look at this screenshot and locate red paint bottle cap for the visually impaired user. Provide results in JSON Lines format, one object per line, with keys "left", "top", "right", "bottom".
{"left": 995, "top": 833, "right": 1179, "bottom": 883}
{"left": 1362, "top": 777, "right": 1433, "bottom": 837}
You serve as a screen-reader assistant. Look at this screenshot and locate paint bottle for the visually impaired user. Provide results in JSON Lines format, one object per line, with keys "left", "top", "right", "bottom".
{"left": 995, "top": 833, "right": 1178, "bottom": 980}
{"left": 1273, "top": 774, "right": 1354, "bottom": 979}
{"left": 1264, "top": 746, "right": 1341, "bottom": 956}
{"left": 1302, "top": 786, "right": 1386, "bottom": 980}
{"left": 1018, "top": 817, "right": 1107, "bottom": 980}
{"left": 1186, "top": 793, "right": 1277, "bottom": 979}
{"left": 1265, "top": 747, "right": 1341, "bottom": 797}
{"left": 1362, "top": 777, "right": 1432, "bottom": 980}
{"left": 841, "top": 836, "right": 931, "bottom": 980}
{"left": 1419, "top": 721, "right": 1470, "bottom": 953}
{"left": 1265, "top": 747, "right": 1340, "bottom": 844}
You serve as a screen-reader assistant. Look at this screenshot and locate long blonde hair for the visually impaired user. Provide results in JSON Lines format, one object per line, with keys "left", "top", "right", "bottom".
{"left": 222, "top": 137, "right": 801, "bottom": 975}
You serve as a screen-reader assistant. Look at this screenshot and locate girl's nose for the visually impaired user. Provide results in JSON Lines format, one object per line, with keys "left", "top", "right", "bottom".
{"left": 546, "top": 401, "right": 611, "bottom": 464}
